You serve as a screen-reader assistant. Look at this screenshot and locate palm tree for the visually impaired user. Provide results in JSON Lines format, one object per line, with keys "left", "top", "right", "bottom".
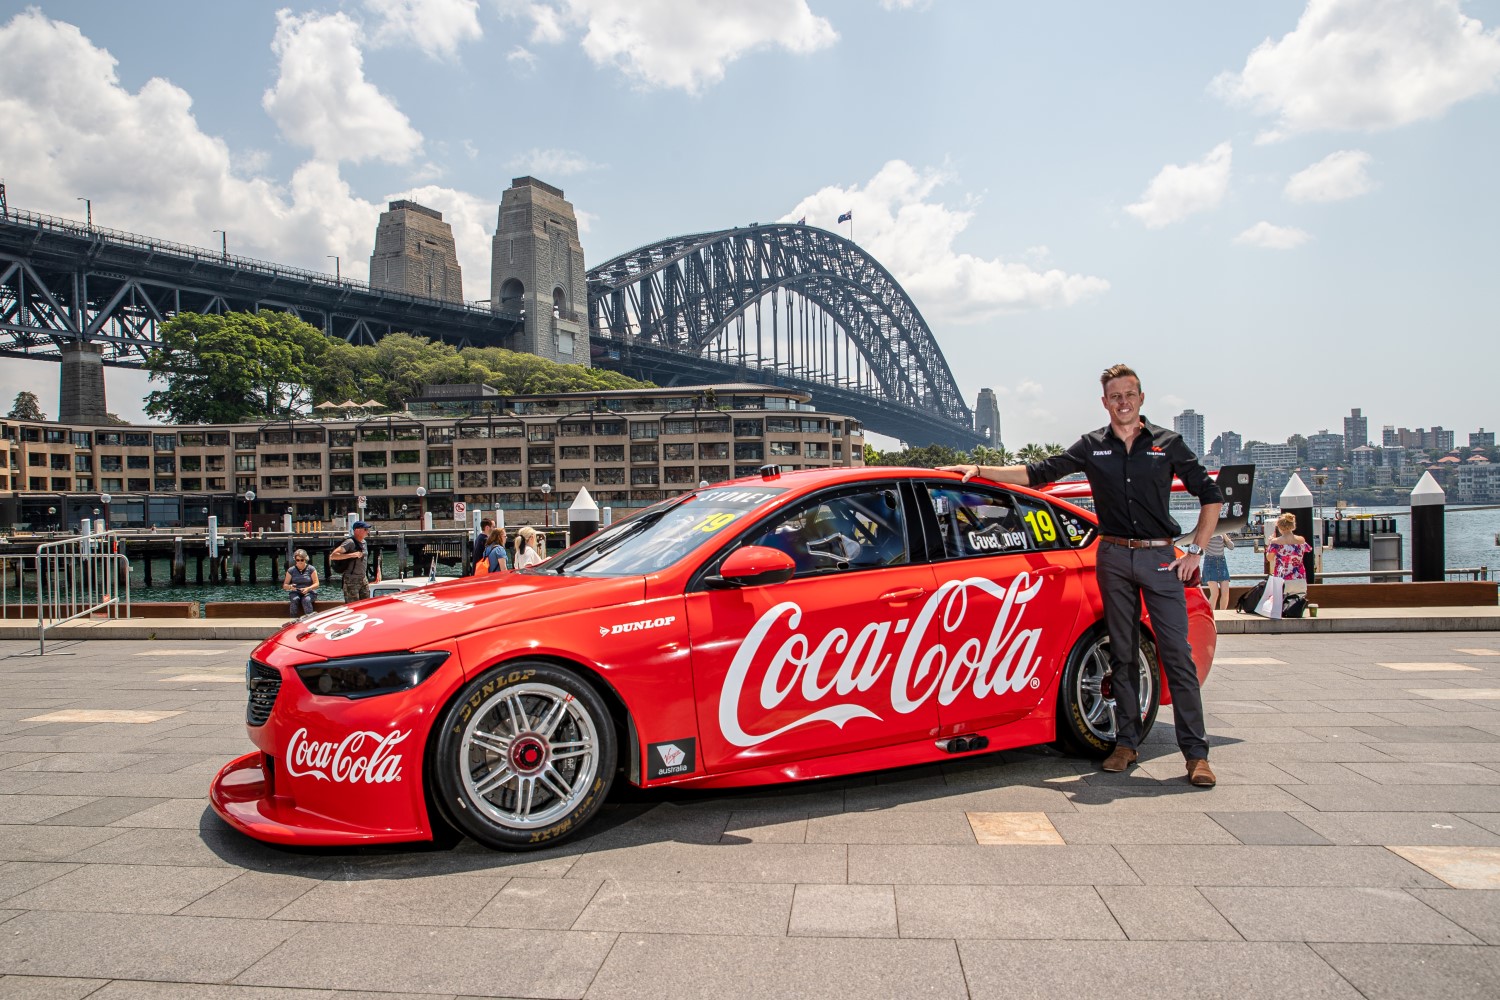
{"left": 970, "top": 445, "right": 1014, "bottom": 467}
{"left": 1017, "top": 443, "right": 1049, "bottom": 464}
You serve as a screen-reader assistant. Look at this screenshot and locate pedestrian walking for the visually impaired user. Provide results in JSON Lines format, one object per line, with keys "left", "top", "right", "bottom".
{"left": 1203, "top": 532, "right": 1235, "bottom": 610}
{"left": 330, "top": 521, "right": 371, "bottom": 604}
{"left": 282, "top": 548, "right": 319, "bottom": 618}
{"left": 473, "top": 527, "right": 509, "bottom": 576}
{"left": 940, "top": 362, "right": 1222, "bottom": 787}
{"left": 514, "top": 525, "right": 545, "bottom": 570}
{"left": 470, "top": 517, "right": 494, "bottom": 569}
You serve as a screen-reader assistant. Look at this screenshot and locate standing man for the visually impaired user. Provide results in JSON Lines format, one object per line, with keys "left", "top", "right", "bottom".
{"left": 330, "top": 520, "right": 371, "bottom": 605}
{"left": 470, "top": 517, "right": 494, "bottom": 570}
{"left": 941, "top": 363, "right": 1221, "bottom": 787}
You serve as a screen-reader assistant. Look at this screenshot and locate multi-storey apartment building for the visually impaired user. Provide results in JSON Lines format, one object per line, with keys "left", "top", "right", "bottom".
{"left": 0, "top": 384, "right": 863, "bottom": 530}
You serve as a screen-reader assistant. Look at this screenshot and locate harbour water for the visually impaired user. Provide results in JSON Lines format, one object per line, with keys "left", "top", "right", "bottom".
{"left": 1223, "top": 505, "right": 1499, "bottom": 582}
{"left": 100, "top": 504, "right": 1500, "bottom": 606}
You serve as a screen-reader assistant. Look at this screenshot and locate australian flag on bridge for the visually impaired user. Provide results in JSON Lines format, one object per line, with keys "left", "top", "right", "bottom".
{"left": 837, "top": 210, "right": 853, "bottom": 224}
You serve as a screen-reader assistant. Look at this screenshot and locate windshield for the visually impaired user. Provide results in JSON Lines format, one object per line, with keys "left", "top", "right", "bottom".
{"left": 545, "top": 485, "right": 787, "bottom": 576}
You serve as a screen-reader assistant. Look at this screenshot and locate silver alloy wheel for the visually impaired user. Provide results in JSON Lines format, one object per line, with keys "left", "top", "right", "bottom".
{"left": 1073, "top": 636, "right": 1155, "bottom": 743}
{"left": 459, "top": 681, "right": 600, "bottom": 830}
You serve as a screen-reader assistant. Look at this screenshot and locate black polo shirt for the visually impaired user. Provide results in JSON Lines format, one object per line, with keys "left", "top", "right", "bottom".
{"left": 1025, "top": 417, "right": 1222, "bottom": 540}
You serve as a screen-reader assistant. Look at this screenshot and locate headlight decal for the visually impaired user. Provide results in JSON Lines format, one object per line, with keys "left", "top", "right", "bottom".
{"left": 294, "top": 651, "right": 450, "bottom": 700}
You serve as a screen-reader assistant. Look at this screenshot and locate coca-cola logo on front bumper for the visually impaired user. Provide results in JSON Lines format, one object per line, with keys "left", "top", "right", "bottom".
{"left": 719, "top": 574, "right": 1046, "bottom": 748}
{"left": 284, "top": 727, "right": 409, "bottom": 783}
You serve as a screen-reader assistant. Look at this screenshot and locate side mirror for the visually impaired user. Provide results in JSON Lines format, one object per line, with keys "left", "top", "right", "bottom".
{"left": 708, "top": 545, "right": 795, "bottom": 589}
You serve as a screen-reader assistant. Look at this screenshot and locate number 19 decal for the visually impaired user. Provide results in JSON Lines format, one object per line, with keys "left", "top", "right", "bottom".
{"left": 695, "top": 512, "right": 738, "bottom": 534}
{"left": 1024, "top": 509, "right": 1056, "bottom": 543}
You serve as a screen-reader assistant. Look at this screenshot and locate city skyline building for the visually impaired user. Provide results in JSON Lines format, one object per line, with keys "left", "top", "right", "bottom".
{"left": 1173, "top": 408, "right": 1205, "bottom": 458}
{"left": 1343, "top": 408, "right": 1368, "bottom": 455}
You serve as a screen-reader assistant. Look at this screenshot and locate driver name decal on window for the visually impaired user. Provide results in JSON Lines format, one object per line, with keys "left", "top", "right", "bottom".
{"left": 717, "top": 573, "right": 1047, "bottom": 748}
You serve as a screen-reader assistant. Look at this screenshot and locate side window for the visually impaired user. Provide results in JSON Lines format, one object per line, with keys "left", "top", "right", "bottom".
{"left": 927, "top": 485, "right": 1068, "bottom": 558}
{"left": 746, "top": 488, "right": 907, "bottom": 577}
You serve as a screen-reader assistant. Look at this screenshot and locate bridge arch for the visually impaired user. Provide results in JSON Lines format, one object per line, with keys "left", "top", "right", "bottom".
{"left": 587, "top": 224, "right": 973, "bottom": 442}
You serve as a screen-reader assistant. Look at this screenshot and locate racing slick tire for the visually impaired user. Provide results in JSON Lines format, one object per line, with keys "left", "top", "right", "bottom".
{"left": 1054, "top": 625, "right": 1160, "bottom": 760}
{"left": 434, "top": 661, "right": 617, "bottom": 850}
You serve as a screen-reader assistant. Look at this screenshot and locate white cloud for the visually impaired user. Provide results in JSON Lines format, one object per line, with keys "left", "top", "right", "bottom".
{"left": 364, "top": 0, "right": 482, "bottom": 58}
{"left": 1233, "top": 221, "right": 1312, "bottom": 249}
{"left": 880, "top": 0, "right": 933, "bottom": 9}
{"left": 1213, "top": 0, "right": 1500, "bottom": 142}
{"left": 782, "top": 161, "right": 1109, "bottom": 324}
{"left": 0, "top": 10, "right": 399, "bottom": 287}
{"left": 509, "top": 0, "right": 838, "bottom": 92}
{"left": 1285, "top": 149, "right": 1376, "bottom": 202}
{"left": 262, "top": 10, "right": 423, "bottom": 164}
{"left": 506, "top": 148, "right": 603, "bottom": 176}
{"left": 1124, "top": 141, "right": 1233, "bottom": 229}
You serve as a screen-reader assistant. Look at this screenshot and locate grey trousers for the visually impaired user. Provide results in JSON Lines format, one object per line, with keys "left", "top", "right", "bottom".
{"left": 1096, "top": 542, "right": 1209, "bottom": 759}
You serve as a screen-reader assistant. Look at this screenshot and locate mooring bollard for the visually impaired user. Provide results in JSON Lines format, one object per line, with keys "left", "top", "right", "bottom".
{"left": 1411, "top": 471, "right": 1445, "bottom": 582}
{"left": 1279, "top": 472, "right": 1316, "bottom": 585}
{"left": 568, "top": 486, "right": 600, "bottom": 547}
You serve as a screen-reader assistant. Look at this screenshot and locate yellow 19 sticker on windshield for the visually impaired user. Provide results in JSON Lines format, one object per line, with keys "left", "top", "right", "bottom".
{"left": 695, "top": 512, "right": 738, "bottom": 534}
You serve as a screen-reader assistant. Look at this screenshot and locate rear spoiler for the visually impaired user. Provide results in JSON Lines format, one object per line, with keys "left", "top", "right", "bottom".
{"left": 1039, "top": 464, "right": 1256, "bottom": 534}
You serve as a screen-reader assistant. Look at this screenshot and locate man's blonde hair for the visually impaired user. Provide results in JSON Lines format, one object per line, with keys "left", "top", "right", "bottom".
{"left": 1100, "top": 363, "right": 1140, "bottom": 390}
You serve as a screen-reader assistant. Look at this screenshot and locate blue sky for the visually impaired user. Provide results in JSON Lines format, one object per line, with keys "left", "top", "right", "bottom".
{"left": 1, "top": 0, "right": 1497, "bottom": 451}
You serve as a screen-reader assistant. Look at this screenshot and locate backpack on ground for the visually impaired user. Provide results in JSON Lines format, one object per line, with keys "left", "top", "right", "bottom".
{"left": 1236, "top": 580, "right": 1266, "bottom": 615}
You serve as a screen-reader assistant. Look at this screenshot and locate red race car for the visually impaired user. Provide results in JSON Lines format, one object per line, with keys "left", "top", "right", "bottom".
{"left": 212, "top": 466, "right": 1216, "bottom": 851}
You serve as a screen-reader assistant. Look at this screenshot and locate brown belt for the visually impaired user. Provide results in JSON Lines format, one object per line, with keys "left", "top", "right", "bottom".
{"left": 1100, "top": 535, "right": 1173, "bottom": 549}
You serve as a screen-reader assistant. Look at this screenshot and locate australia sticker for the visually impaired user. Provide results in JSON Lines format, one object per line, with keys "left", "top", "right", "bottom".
{"left": 646, "top": 738, "right": 696, "bottom": 779}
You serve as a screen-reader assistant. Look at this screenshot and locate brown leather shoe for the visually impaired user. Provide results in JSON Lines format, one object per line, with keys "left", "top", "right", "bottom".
{"left": 1186, "top": 759, "right": 1217, "bottom": 787}
{"left": 1100, "top": 746, "right": 1138, "bottom": 773}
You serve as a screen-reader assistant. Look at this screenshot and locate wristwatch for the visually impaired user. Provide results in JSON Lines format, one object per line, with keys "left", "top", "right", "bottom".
{"left": 1183, "top": 542, "right": 1203, "bottom": 556}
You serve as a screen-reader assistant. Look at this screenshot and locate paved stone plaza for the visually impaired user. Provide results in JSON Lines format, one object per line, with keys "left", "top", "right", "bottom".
{"left": 1, "top": 633, "right": 1498, "bottom": 999}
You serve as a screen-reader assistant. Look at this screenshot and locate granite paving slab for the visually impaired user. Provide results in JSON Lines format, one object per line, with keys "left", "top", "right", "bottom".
{"left": 585, "top": 934, "right": 968, "bottom": 1000}
{"left": 3, "top": 862, "right": 239, "bottom": 914}
{"left": 959, "top": 940, "right": 1364, "bottom": 999}
{"left": 1289, "top": 811, "right": 1500, "bottom": 847}
{"left": 468, "top": 877, "right": 603, "bottom": 929}
{"left": 572, "top": 879, "right": 793, "bottom": 936}
{"left": 895, "top": 884, "right": 1124, "bottom": 939}
{"left": 1116, "top": 845, "right": 1446, "bottom": 887}
{"left": 1314, "top": 943, "right": 1500, "bottom": 1000}
{"left": 788, "top": 883, "right": 898, "bottom": 938}
{"left": 235, "top": 922, "right": 614, "bottom": 998}
{"left": 0, "top": 910, "right": 295, "bottom": 982}
{"left": 1096, "top": 885, "right": 1243, "bottom": 940}
{"left": 1407, "top": 889, "right": 1500, "bottom": 945}
{"left": 1202, "top": 886, "right": 1481, "bottom": 944}
{"left": 848, "top": 844, "right": 1139, "bottom": 885}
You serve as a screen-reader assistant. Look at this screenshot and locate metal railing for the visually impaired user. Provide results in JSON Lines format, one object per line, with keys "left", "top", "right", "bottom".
{"left": 31, "top": 531, "right": 132, "bottom": 653}
{"left": 1230, "top": 567, "right": 1490, "bottom": 583}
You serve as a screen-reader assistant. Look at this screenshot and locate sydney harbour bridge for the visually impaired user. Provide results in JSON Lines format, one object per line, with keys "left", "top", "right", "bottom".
{"left": 0, "top": 184, "right": 981, "bottom": 447}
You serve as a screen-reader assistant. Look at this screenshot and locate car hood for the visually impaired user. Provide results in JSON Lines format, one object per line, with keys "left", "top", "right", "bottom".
{"left": 269, "top": 572, "right": 648, "bottom": 658}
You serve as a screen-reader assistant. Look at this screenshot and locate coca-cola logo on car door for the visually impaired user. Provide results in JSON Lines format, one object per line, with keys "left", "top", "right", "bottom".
{"left": 718, "top": 573, "right": 1047, "bottom": 748}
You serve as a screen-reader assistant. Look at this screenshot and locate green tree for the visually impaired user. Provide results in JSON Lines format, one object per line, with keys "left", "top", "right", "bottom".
{"left": 461, "top": 345, "right": 650, "bottom": 395}
{"left": 862, "top": 442, "right": 881, "bottom": 466}
{"left": 1017, "top": 443, "right": 1050, "bottom": 463}
{"left": 867, "top": 444, "right": 967, "bottom": 468}
{"left": 7, "top": 391, "right": 45, "bottom": 420}
{"left": 971, "top": 444, "right": 1015, "bottom": 466}
{"left": 144, "top": 311, "right": 316, "bottom": 423}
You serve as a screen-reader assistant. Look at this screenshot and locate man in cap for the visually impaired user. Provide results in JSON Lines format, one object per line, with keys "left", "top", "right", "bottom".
{"left": 330, "top": 521, "right": 372, "bottom": 604}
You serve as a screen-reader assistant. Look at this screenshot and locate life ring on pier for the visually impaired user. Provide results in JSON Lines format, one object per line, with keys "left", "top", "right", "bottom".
{"left": 1332, "top": 509, "right": 1343, "bottom": 521}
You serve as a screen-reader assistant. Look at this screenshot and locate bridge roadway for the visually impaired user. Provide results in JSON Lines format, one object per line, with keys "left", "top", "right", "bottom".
{"left": 0, "top": 207, "right": 982, "bottom": 447}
